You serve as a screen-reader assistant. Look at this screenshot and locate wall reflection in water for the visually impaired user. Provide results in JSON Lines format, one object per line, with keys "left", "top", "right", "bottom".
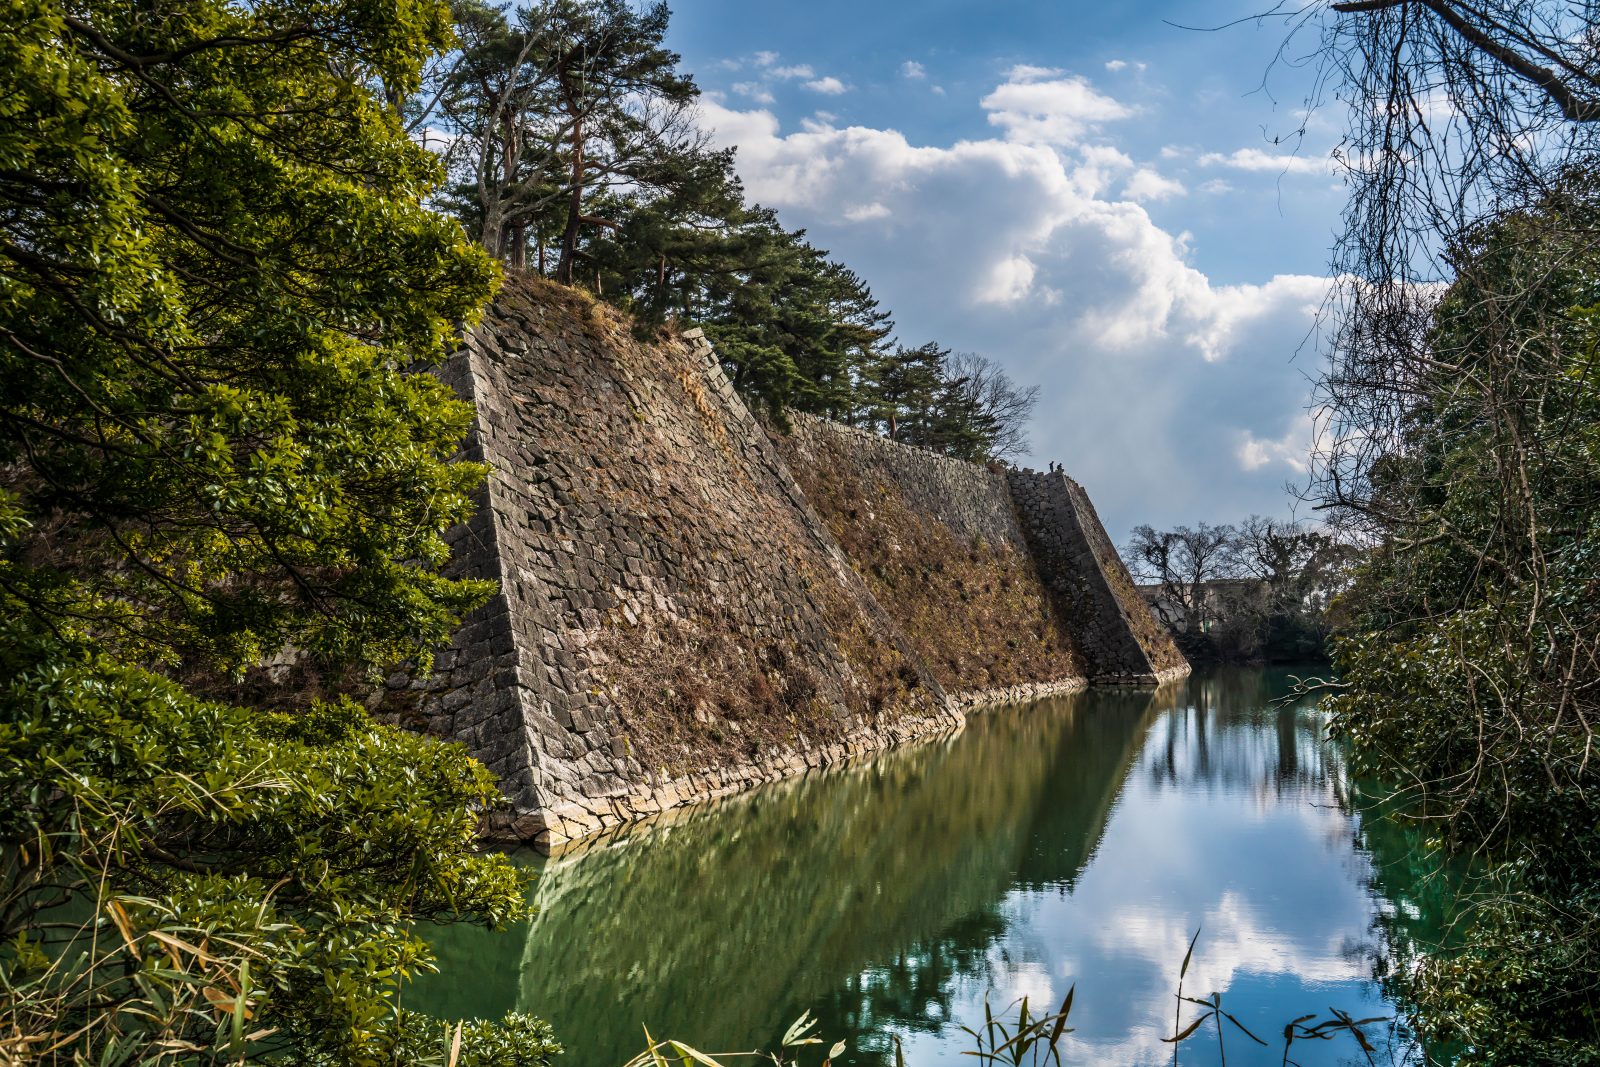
{"left": 414, "top": 669, "right": 1419, "bottom": 1067}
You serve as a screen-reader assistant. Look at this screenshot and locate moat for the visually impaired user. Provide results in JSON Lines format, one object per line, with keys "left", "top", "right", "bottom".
{"left": 411, "top": 667, "right": 1447, "bottom": 1066}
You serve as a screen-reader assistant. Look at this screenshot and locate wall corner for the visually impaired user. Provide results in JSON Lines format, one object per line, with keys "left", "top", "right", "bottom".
{"left": 1006, "top": 469, "right": 1189, "bottom": 686}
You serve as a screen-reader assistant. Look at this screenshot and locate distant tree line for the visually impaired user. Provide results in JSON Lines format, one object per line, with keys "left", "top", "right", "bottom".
{"left": 1123, "top": 517, "right": 1356, "bottom": 664}
{"left": 403, "top": 0, "right": 1038, "bottom": 461}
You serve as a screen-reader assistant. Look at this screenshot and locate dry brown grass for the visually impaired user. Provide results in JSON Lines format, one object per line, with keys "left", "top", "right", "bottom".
{"left": 782, "top": 445, "right": 1088, "bottom": 694}
{"left": 593, "top": 575, "right": 931, "bottom": 780}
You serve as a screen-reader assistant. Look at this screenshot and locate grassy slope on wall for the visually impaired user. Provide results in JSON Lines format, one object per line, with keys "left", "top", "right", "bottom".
{"left": 774, "top": 419, "right": 1088, "bottom": 696}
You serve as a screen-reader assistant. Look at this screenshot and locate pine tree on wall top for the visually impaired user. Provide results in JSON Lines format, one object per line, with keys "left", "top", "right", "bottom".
{"left": 426, "top": 0, "right": 700, "bottom": 278}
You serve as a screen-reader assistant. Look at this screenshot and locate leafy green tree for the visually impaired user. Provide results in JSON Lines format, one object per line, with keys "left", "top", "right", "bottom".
{"left": 425, "top": 0, "right": 569, "bottom": 267}
{"left": 538, "top": 0, "right": 697, "bottom": 284}
{"left": 0, "top": 0, "right": 552, "bottom": 1062}
{"left": 914, "top": 372, "right": 991, "bottom": 462}
{"left": 1, "top": 0, "right": 500, "bottom": 673}
{"left": 583, "top": 161, "right": 898, "bottom": 420}
{"left": 425, "top": 0, "right": 1038, "bottom": 451}
{"left": 700, "top": 229, "right": 896, "bottom": 421}
{"left": 1328, "top": 178, "right": 1600, "bottom": 1063}
{"left": 854, "top": 343, "right": 1035, "bottom": 461}
{"left": 1301, "top": 5, "right": 1600, "bottom": 1052}
{"left": 863, "top": 343, "right": 949, "bottom": 443}
{"left": 583, "top": 145, "right": 749, "bottom": 316}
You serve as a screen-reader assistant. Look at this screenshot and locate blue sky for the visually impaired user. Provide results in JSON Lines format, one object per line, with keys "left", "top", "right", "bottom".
{"left": 664, "top": 1, "right": 1351, "bottom": 539}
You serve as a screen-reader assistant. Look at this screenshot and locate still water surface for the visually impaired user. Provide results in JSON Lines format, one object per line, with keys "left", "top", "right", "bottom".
{"left": 414, "top": 667, "right": 1437, "bottom": 1066}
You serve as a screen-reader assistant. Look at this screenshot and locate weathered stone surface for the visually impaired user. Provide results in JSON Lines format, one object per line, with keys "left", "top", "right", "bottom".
{"left": 1007, "top": 469, "right": 1188, "bottom": 685}
{"left": 417, "top": 278, "right": 1187, "bottom": 847}
{"left": 772, "top": 416, "right": 1089, "bottom": 695}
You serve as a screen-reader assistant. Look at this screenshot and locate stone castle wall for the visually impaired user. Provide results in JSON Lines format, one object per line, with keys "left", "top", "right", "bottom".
{"left": 771, "top": 416, "right": 1090, "bottom": 702}
{"left": 1008, "top": 470, "right": 1190, "bottom": 684}
{"left": 418, "top": 278, "right": 1185, "bottom": 846}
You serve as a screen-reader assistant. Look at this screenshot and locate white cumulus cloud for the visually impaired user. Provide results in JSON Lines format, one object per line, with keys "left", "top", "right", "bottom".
{"left": 1199, "top": 147, "right": 1329, "bottom": 175}
{"left": 844, "top": 202, "right": 891, "bottom": 222}
{"left": 692, "top": 80, "right": 1329, "bottom": 533}
{"left": 901, "top": 60, "right": 926, "bottom": 80}
{"left": 1238, "top": 417, "right": 1316, "bottom": 473}
{"left": 731, "top": 81, "right": 774, "bottom": 105}
{"left": 980, "top": 66, "right": 1133, "bottom": 147}
{"left": 803, "top": 76, "right": 849, "bottom": 95}
{"left": 976, "top": 254, "right": 1038, "bottom": 305}
{"left": 1124, "top": 168, "right": 1186, "bottom": 202}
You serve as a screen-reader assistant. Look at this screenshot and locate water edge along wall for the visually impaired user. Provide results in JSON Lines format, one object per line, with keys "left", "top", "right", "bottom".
{"left": 406, "top": 278, "right": 1186, "bottom": 846}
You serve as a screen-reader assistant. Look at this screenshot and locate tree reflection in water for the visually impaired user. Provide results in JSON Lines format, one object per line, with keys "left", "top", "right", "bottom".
{"left": 414, "top": 669, "right": 1449, "bottom": 1067}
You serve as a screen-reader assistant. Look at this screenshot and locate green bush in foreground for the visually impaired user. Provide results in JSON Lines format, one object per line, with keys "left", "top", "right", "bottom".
{"left": 1330, "top": 177, "right": 1600, "bottom": 1064}
{"left": 0, "top": 0, "right": 553, "bottom": 1061}
{"left": 0, "top": 628, "right": 539, "bottom": 1063}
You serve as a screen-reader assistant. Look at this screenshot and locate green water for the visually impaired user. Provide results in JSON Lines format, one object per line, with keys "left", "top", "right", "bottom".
{"left": 411, "top": 667, "right": 1452, "bottom": 1066}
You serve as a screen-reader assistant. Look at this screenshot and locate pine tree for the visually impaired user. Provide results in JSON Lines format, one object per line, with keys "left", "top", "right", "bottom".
{"left": 866, "top": 342, "right": 950, "bottom": 443}
{"left": 428, "top": 0, "right": 701, "bottom": 277}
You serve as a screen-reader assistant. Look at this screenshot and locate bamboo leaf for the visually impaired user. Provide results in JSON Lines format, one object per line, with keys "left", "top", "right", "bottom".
{"left": 1180, "top": 927, "right": 1201, "bottom": 980}
{"left": 1162, "top": 1017, "right": 1207, "bottom": 1044}
{"left": 1047, "top": 986, "right": 1075, "bottom": 1049}
{"left": 668, "top": 1040, "right": 728, "bottom": 1067}
{"left": 782, "top": 1013, "right": 819, "bottom": 1047}
{"left": 230, "top": 960, "right": 251, "bottom": 1052}
{"left": 148, "top": 931, "right": 215, "bottom": 964}
{"left": 105, "top": 899, "right": 139, "bottom": 960}
{"left": 1219, "top": 1009, "right": 1266, "bottom": 1046}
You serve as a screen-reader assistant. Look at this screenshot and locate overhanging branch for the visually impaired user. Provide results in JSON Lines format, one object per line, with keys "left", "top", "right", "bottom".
{"left": 1332, "top": 0, "right": 1600, "bottom": 121}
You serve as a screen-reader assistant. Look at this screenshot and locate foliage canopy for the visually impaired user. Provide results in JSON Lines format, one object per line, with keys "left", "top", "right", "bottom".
{"left": 0, "top": 0, "right": 554, "bottom": 1061}
{"left": 1286, "top": 1, "right": 1600, "bottom": 1058}
{"left": 1328, "top": 178, "right": 1600, "bottom": 1064}
{"left": 421, "top": 0, "right": 1038, "bottom": 457}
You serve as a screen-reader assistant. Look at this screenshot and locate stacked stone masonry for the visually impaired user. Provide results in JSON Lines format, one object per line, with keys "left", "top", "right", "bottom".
{"left": 1007, "top": 470, "right": 1190, "bottom": 685}
{"left": 771, "top": 416, "right": 1092, "bottom": 696}
{"left": 421, "top": 279, "right": 1186, "bottom": 846}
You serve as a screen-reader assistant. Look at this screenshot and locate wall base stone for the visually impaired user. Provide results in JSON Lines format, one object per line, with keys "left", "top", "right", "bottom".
{"left": 483, "top": 676, "right": 1110, "bottom": 847}
{"left": 484, "top": 702, "right": 966, "bottom": 847}
{"left": 948, "top": 677, "right": 1090, "bottom": 711}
